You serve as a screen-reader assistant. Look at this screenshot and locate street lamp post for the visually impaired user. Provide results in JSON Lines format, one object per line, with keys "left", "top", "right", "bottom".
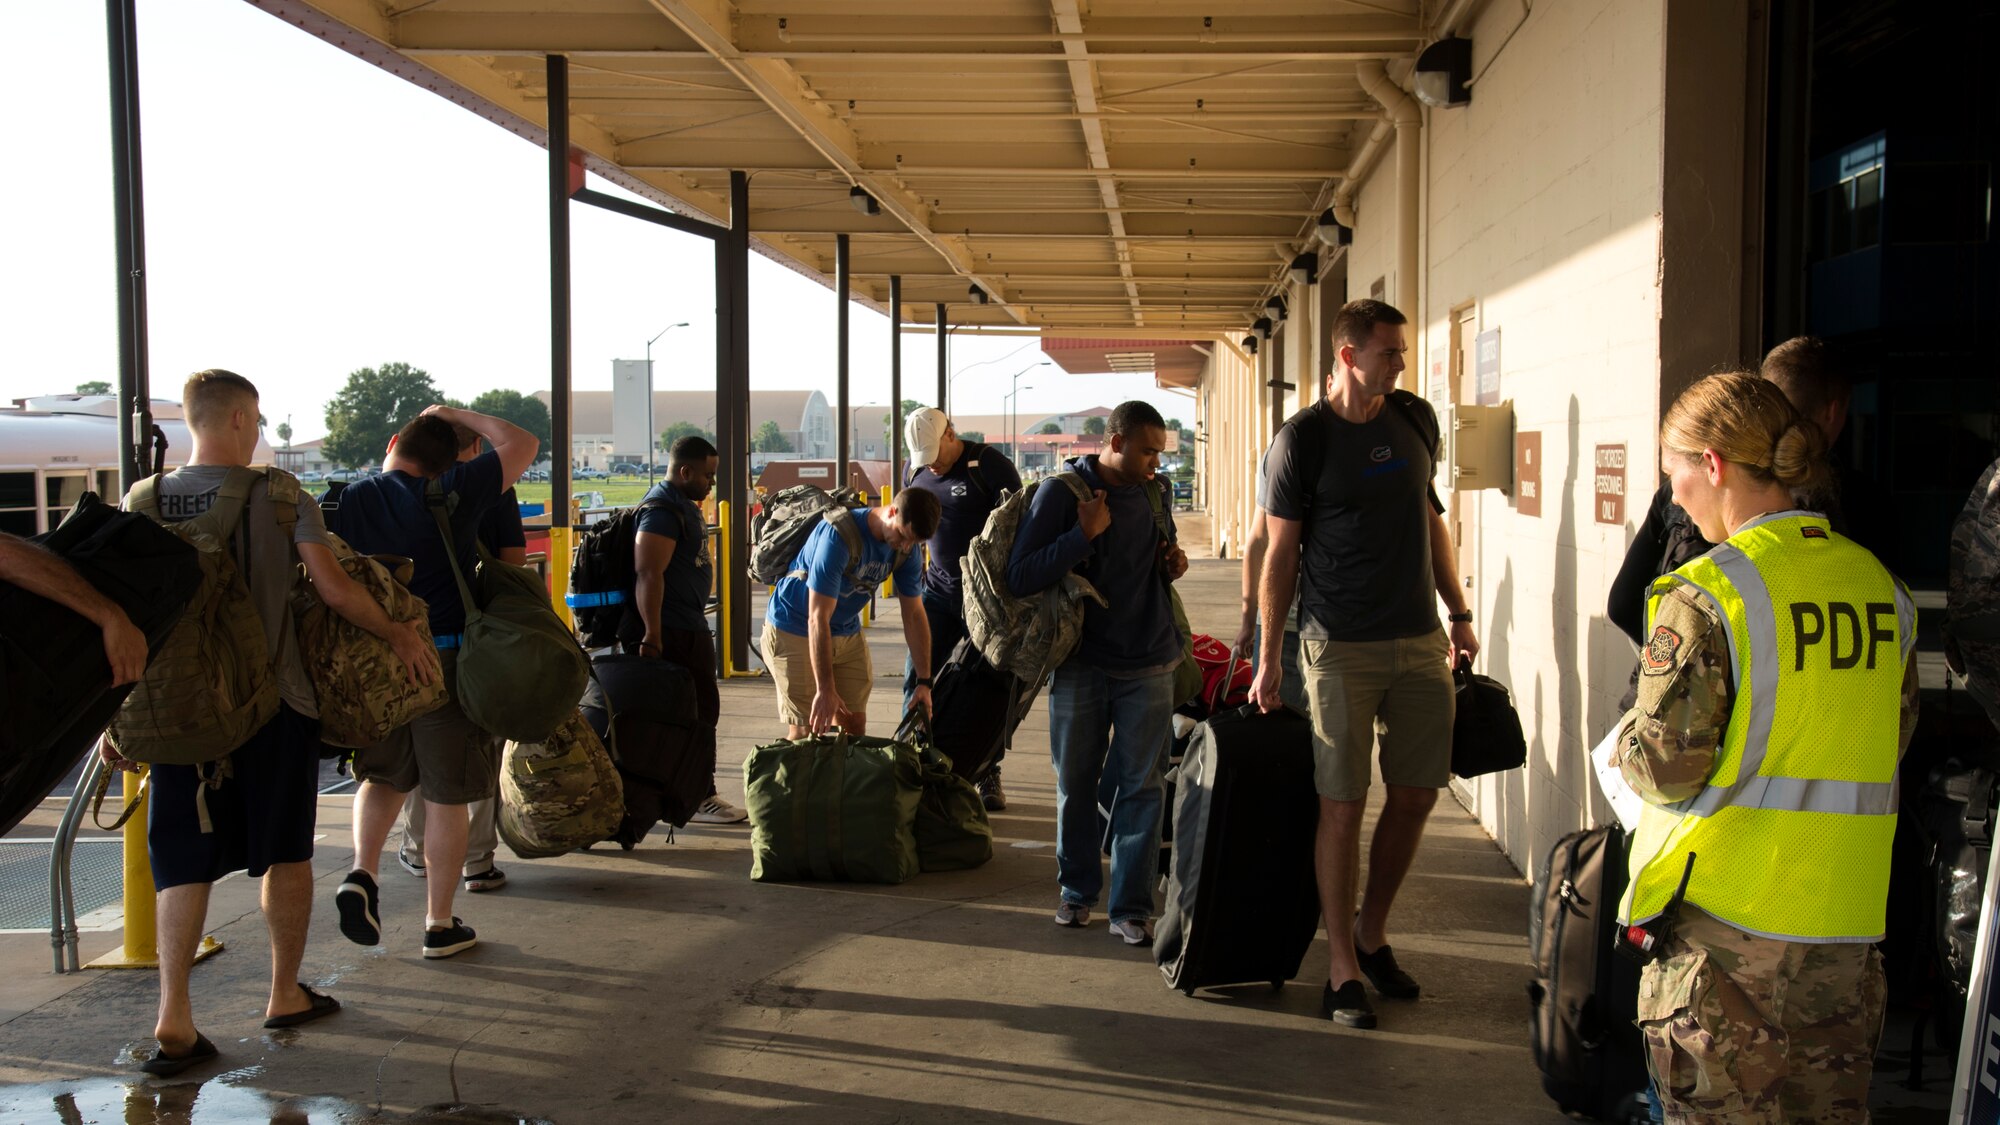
{"left": 1003, "top": 381, "right": 1033, "bottom": 463}
{"left": 645, "top": 321, "right": 691, "bottom": 485}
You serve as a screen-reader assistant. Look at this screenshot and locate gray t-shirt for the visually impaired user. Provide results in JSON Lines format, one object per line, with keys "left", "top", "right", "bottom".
{"left": 1263, "top": 394, "right": 1444, "bottom": 642}
{"left": 1255, "top": 448, "right": 1303, "bottom": 633}
{"left": 153, "top": 466, "right": 332, "bottom": 717}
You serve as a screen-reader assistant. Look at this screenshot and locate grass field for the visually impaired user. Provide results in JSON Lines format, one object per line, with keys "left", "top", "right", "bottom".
{"left": 510, "top": 480, "right": 660, "bottom": 510}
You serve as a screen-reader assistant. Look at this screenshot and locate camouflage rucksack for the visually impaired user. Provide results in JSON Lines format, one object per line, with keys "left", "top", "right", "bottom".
{"left": 747, "top": 485, "right": 908, "bottom": 590}
{"left": 960, "top": 472, "right": 1109, "bottom": 683}
{"left": 291, "top": 531, "right": 449, "bottom": 749}
{"left": 108, "top": 467, "right": 286, "bottom": 765}
{"left": 496, "top": 708, "right": 624, "bottom": 858}
{"left": 1947, "top": 457, "right": 2000, "bottom": 726}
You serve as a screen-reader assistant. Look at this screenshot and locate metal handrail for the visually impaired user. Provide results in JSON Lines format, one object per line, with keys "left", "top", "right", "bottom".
{"left": 48, "top": 750, "right": 105, "bottom": 973}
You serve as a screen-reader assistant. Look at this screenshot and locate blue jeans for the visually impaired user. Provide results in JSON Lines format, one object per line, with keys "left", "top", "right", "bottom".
{"left": 1050, "top": 662, "right": 1174, "bottom": 923}
{"left": 903, "top": 591, "right": 969, "bottom": 717}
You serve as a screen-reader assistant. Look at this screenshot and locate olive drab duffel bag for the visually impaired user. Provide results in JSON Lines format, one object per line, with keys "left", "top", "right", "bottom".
{"left": 108, "top": 467, "right": 287, "bottom": 766}
{"left": 496, "top": 708, "right": 624, "bottom": 859}
{"left": 897, "top": 710, "right": 993, "bottom": 873}
{"left": 291, "top": 531, "right": 449, "bottom": 748}
{"left": 743, "top": 726, "right": 924, "bottom": 884}
{"left": 427, "top": 482, "right": 589, "bottom": 744}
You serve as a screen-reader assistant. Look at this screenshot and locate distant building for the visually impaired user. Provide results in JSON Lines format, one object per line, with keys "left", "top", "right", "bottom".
{"left": 536, "top": 387, "right": 834, "bottom": 468}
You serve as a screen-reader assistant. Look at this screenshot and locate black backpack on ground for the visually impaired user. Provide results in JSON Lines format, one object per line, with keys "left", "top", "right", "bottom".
{"left": 567, "top": 499, "right": 674, "bottom": 649}
{"left": 1452, "top": 659, "right": 1528, "bottom": 778}
{"left": 579, "top": 653, "right": 715, "bottom": 848}
{"left": 1527, "top": 825, "right": 1650, "bottom": 1124}
{"left": 0, "top": 492, "right": 202, "bottom": 835}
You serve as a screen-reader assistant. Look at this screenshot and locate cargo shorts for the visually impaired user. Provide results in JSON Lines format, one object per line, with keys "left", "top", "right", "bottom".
{"left": 353, "top": 651, "right": 501, "bottom": 805}
{"left": 1300, "top": 626, "right": 1454, "bottom": 800}
{"left": 763, "top": 620, "right": 872, "bottom": 727}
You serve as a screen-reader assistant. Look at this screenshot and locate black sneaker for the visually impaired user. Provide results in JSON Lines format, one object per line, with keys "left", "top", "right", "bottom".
{"left": 335, "top": 870, "right": 381, "bottom": 947}
{"left": 1354, "top": 941, "right": 1421, "bottom": 999}
{"left": 422, "top": 917, "right": 477, "bottom": 959}
{"left": 1322, "top": 979, "right": 1377, "bottom": 1029}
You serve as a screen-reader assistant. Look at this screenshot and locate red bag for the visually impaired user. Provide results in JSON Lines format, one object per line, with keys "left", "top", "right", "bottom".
{"left": 1189, "top": 634, "right": 1253, "bottom": 716}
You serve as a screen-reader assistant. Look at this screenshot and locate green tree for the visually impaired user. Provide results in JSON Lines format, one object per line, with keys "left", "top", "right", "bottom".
{"left": 75, "top": 380, "right": 112, "bottom": 395}
{"left": 468, "top": 388, "right": 552, "bottom": 451}
{"left": 322, "top": 361, "right": 440, "bottom": 469}
{"left": 753, "top": 419, "right": 793, "bottom": 453}
{"left": 1082, "top": 416, "right": 1107, "bottom": 436}
{"left": 1038, "top": 422, "right": 1061, "bottom": 434}
{"left": 276, "top": 421, "right": 293, "bottom": 446}
{"left": 660, "top": 420, "right": 717, "bottom": 452}
{"left": 881, "top": 398, "right": 925, "bottom": 453}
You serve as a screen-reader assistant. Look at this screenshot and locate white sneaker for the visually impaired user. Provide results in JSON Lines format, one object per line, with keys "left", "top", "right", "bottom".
{"left": 690, "top": 797, "right": 749, "bottom": 824}
{"left": 1054, "top": 901, "right": 1091, "bottom": 928}
{"left": 1110, "top": 918, "right": 1154, "bottom": 946}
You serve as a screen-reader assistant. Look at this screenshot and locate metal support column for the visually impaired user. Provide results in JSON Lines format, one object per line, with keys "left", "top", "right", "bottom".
{"left": 835, "top": 233, "right": 851, "bottom": 486}
{"left": 105, "top": 0, "right": 150, "bottom": 490}
{"left": 888, "top": 274, "right": 902, "bottom": 475}
{"left": 718, "top": 171, "right": 753, "bottom": 673}
{"left": 545, "top": 55, "right": 577, "bottom": 629}
{"left": 935, "top": 303, "right": 949, "bottom": 413}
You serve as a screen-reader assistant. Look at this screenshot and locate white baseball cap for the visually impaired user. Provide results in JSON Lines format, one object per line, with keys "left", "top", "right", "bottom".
{"left": 906, "top": 406, "right": 950, "bottom": 467}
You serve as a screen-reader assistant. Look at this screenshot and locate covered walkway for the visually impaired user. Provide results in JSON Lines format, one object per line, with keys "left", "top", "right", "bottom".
{"left": 0, "top": 559, "right": 1554, "bottom": 1123}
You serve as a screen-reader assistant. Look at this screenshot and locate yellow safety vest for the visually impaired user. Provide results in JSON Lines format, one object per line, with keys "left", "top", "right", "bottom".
{"left": 1619, "top": 511, "right": 1914, "bottom": 942}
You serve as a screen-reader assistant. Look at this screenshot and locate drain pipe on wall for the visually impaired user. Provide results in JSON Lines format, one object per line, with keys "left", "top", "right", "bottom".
{"left": 1355, "top": 60, "right": 1422, "bottom": 329}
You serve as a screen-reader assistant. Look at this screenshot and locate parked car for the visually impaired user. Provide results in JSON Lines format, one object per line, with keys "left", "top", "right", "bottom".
{"left": 524, "top": 467, "right": 549, "bottom": 482}
{"left": 575, "top": 467, "right": 610, "bottom": 481}
{"left": 298, "top": 470, "right": 324, "bottom": 483}
{"left": 610, "top": 462, "right": 643, "bottom": 475}
{"left": 325, "top": 468, "right": 360, "bottom": 483}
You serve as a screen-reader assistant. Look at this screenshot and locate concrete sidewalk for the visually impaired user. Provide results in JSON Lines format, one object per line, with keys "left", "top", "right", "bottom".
{"left": 0, "top": 555, "right": 1927, "bottom": 1123}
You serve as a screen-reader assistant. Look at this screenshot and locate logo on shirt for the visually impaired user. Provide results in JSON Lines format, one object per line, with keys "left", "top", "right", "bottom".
{"left": 950, "top": 483, "right": 968, "bottom": 498}
{"left": 1801, "top": 526, "right": 1827, "bottom": 540}
{"left": 1643, "top": 625, "right": 1683, "bottom": 675}
{"left": 1370, "top": 445, "right": 1393, "bottom": 463}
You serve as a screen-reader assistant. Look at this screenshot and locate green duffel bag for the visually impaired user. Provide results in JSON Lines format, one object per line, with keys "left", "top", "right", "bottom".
{"left": 497, "top": 708, "right": 624, "bottom": 859}
{"left": 428, "top": 482, "right": 590, "bottom": 744}
{"left": 743, "top": 727, "right": 923, "bottom": 884}
{"left": 899, "top": 710, "right": 993, "bottom": 873}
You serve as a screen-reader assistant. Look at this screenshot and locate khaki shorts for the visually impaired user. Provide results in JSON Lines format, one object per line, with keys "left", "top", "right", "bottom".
{"left": 763, "top": 621, "right": 873, "bottom": 727}
{"left": 1301, "top": 626, "right": 1454, "bottom": 800}
{"left": 352, "top": 652, "right": 501, "bottom": 806}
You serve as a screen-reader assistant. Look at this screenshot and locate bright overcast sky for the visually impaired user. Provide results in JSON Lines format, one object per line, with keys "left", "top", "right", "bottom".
{"left": 0, "top": 0, "right": 1200, "bottom": 444}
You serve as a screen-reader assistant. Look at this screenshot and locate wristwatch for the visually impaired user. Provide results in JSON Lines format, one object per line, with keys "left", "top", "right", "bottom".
{"left": 1447, "top": 611, "right": 1474, "bottom": 624}
{"left": 917, "top": 677, "right": 934, "bottom": 688}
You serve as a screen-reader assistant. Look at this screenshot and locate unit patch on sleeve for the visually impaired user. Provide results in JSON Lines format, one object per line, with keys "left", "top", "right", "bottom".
{"left": 1643, "top": 624, "right": 1684, "bottom": 675}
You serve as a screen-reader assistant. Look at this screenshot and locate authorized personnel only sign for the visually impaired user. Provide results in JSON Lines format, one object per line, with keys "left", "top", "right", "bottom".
{"left": 1593, "top": 443, "right": 1626, "bottom": 525}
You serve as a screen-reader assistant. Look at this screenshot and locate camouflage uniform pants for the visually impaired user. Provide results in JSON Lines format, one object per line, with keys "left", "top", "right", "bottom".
{"left": 1638, "top": 910, "right": 1885, "bottom": 1124}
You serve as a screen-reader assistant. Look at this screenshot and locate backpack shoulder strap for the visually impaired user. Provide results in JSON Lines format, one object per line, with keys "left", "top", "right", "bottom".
{"left": 261, "top": 468, "right": 301, "bottom": 537}
{"left": 1053, "top": 470, "right": 1091, "bottom": 505}
{"left": 125, "top": 474, "right": 164, "bottom": 518}
{"left": 1384, "top": 390, "right": 1441, "bottom": 464}
{"left": 824, "top": 506, "right": 866, "bottom": 585}
{"left": 206, "top": 466, "right": 266, "bottom": 531}
{"left": 964, "top": 442, "right": 994, "bottom": 501}
{"left": 426, "top": 477, "right": 481, "bottom": 619}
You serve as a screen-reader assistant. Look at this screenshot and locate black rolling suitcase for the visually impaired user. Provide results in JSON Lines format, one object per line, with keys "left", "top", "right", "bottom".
{"left": 579, "top": 654, "right": 715, "bottom": 847}
{"left": 929, "top": 637, "right": 1027, "bottom": 781}
{"left": 1155, "top": 703, "right": 1321, "bottom": 994}
{"left": 1527, "top": 825, "right": 1649, "bottom": 1124}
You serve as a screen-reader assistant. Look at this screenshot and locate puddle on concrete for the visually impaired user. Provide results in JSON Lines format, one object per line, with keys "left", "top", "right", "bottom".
{"left": 0, "top": 1077, "right": 554, "bottom": 1125}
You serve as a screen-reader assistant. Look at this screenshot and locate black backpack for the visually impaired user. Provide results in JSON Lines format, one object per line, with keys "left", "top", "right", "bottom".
{"left": 566, "top": 499, "right": 675, "bottom": 649}
{"left": 1527, "top": 825, "right": 1650, "bottom": 1124}
{"left": 1, "top": 492, "right": 202, "bottom": 835}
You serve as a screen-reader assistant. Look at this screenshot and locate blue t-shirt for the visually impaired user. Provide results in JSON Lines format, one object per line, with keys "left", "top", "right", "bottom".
{"left": 902, "top": 441, "right": 1020, "bottom": 604}
{"left": 479, "top": 487, "right": 526, "bottom": 554}
{"left": 765, "top": 508, "right": 921, "bottom": 638}
{"left": 325, "top": 450, "right": 504, "bottom": 636}
{"left": 635, "top": 480, "right": 712, "bottom": 634}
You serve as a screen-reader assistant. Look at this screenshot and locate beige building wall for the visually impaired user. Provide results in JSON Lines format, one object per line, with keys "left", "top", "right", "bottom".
{"left": 1335, "top": 0, "right": 1673, "bottom": 874}
{"left": 1195, "top": 342, "right": 1261, "bottom": 561}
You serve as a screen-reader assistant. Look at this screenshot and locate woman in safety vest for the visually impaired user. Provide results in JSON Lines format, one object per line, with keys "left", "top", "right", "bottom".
{"left": 1614, "top": 371, "right": 1918, "bottom": 1124}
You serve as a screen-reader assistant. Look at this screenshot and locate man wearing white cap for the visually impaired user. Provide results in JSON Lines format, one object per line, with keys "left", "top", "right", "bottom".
{"left": 902, "top": 407, "right": 1021, "bottom": 808}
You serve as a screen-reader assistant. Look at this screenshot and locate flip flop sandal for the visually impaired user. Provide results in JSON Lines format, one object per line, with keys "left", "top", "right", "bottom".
{"left": 262, "top": 983, "right": 342, "bottom": 1029}
{"left": 140, "top": 1032, "right": 218, "bottom": 1077}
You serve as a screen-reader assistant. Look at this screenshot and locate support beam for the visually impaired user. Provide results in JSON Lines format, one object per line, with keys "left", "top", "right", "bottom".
{"left": 935, "top": 303, "right": 949, "bottom": 412}
{"left": 1052, "top": 0, "right": 1140, "bottom": 325}
{"left": 572, "top": 185, "right": 723, "bottom": 240}
{"left": 719, "top": 171, "right": 752, "bottom": 672}
{"left": 105, "top": 0, "right": 151, "bottom": 489}
{"left": 889, "top": 274, "right": 903, "bottom": 476}
{"left": 836, "top": 232, "right": 851, "bottom": 484}
{"left": 547, "top": 54, "right": 573, "bottom": 532}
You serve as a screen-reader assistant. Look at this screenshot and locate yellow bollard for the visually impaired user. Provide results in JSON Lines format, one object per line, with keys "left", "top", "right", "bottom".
{"left": 879, "top": 485, "right": 895, "bottom": 599}
{"left": 87, "top": 764, "right": 221, "bottom": 969}
{"left": 717, "top": 500, "right": 764, "bottom": 678}
{"left": 548, "top": 523, "right": 574, "bottom": 628}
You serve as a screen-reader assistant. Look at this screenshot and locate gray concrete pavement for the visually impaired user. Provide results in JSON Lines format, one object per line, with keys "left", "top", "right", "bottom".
{"left": 0, "top": 550, "right": 1937, "bottom": 1123}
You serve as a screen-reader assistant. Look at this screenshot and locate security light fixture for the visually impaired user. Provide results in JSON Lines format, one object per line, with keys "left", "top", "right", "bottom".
{"left": 1253, "top": 316, "right": 1274, "bottom": 339}
{"left": 1314, "top": 209, "right": 1352, "bottom": 249}
{"left": 1241, "top": 335, "right": 1259, "bottom": 355}
{"left": 968, "top": 285, "right": 989, "bottom": 305}
{"left": 848, "top": 186, "right": 880, "bottom": 215}
{"left": 1265, "top": 296, "right": 1287, "bottom": 322}
{"left": 1414, "top": 36, "right": 1472, "bottom": 108}
{"left": 1289, "top": 252, "right": 1319, "bottom": 287}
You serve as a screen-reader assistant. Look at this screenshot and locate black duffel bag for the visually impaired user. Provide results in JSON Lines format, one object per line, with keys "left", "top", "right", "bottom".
{"left": 1451, "top": 658, "right": 1527, "bottom": 779}
{"left": 580, "top": 653, "right": 715, "bottom": 847}
{"left": 1, "top": 491, "right": 201, "bottom": 835}
{"left": 929, "top": 637, "right": 1025, "bottom": 783}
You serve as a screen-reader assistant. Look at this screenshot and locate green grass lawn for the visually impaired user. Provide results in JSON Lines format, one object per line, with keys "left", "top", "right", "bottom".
{"left": 511, "top": 479, "right": 660, "bottom": 511}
